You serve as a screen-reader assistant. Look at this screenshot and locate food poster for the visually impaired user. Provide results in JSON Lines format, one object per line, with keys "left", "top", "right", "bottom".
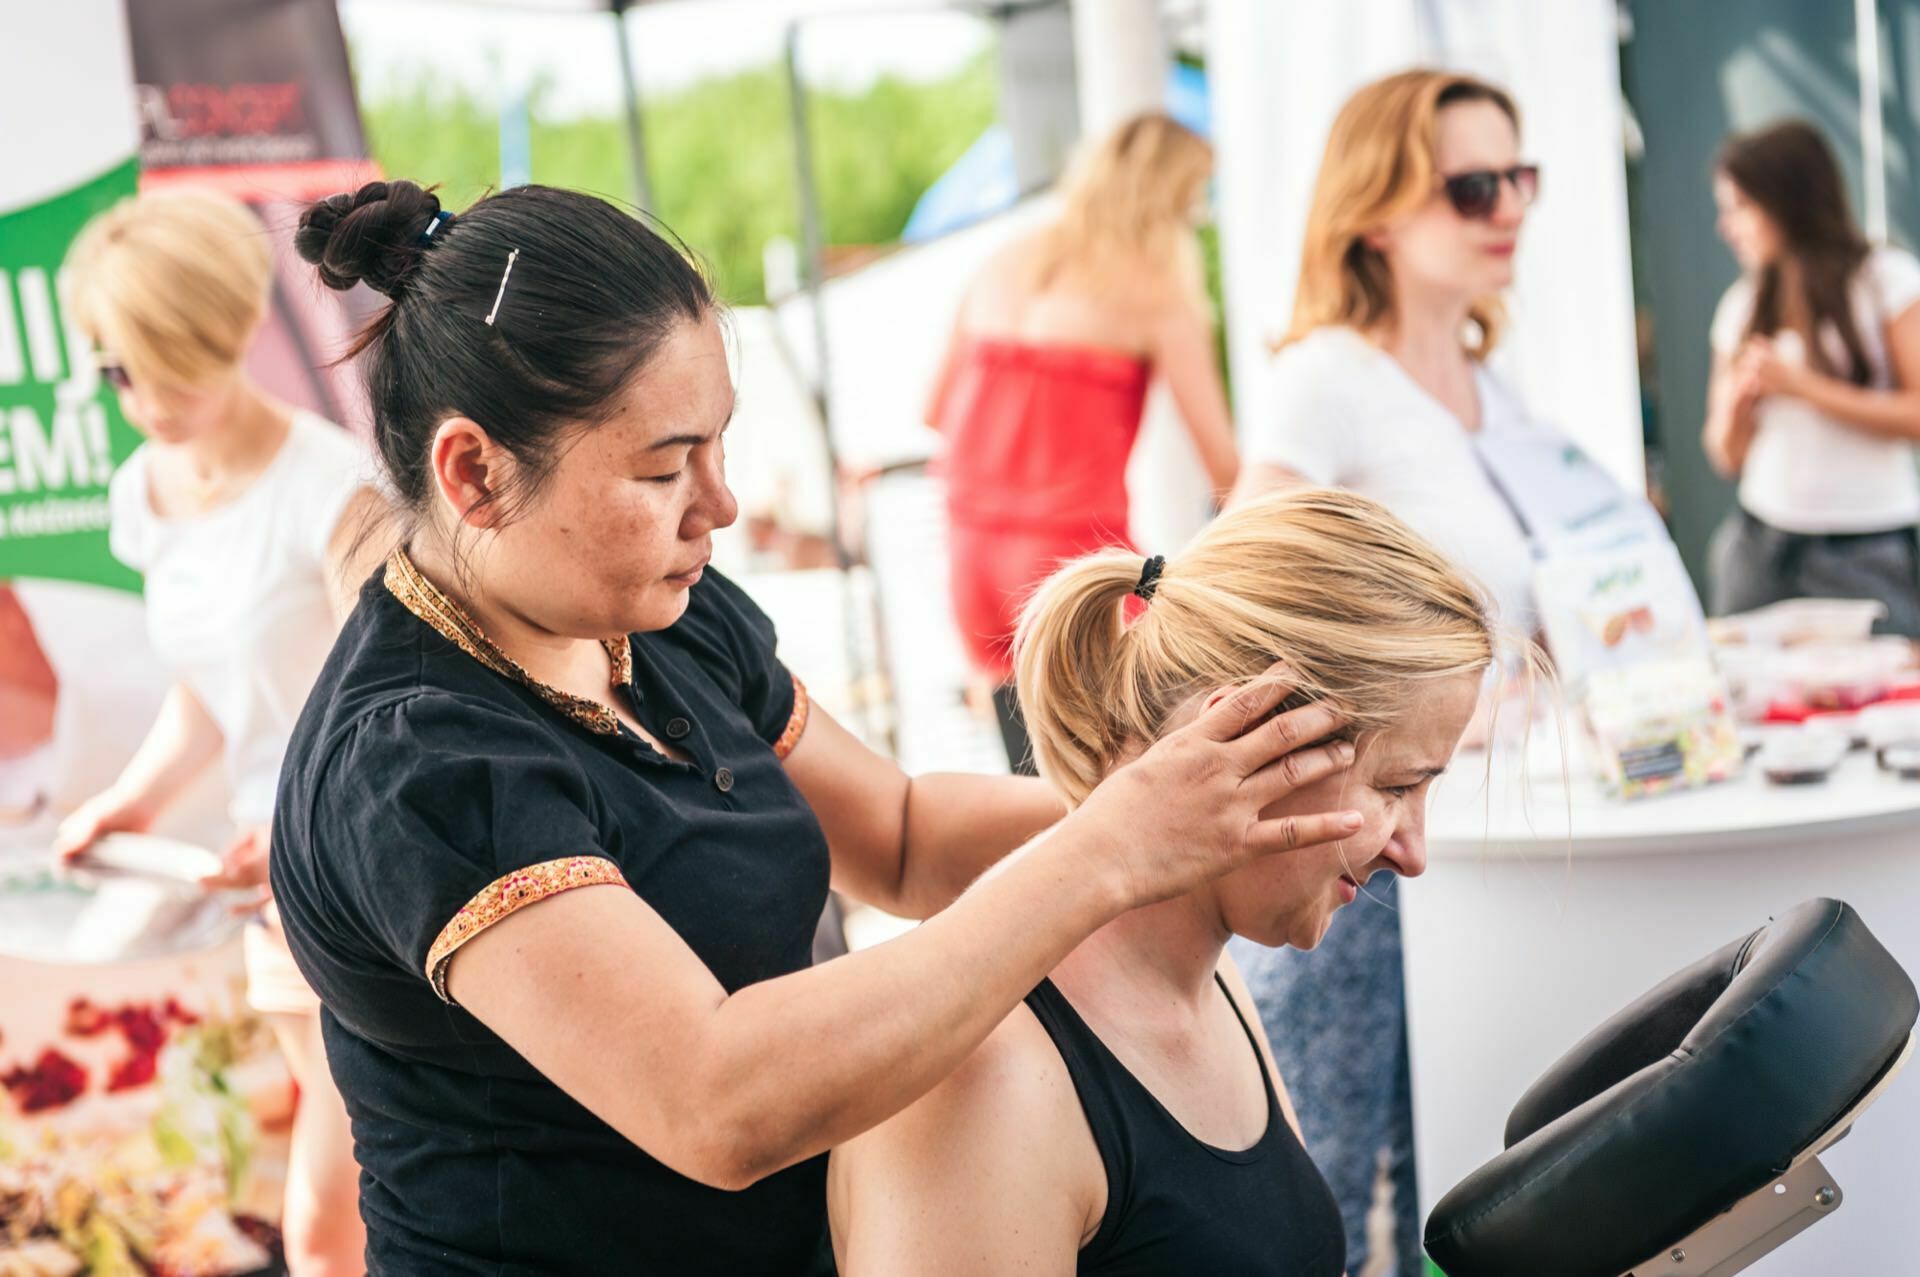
{"left": 0, "top": 915, "right": 292, "bottom": 1277}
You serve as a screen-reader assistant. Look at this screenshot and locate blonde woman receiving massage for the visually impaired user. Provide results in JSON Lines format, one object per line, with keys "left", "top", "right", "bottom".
{"left": 829, "top": 489, "right": 1497, "bottom": 1275}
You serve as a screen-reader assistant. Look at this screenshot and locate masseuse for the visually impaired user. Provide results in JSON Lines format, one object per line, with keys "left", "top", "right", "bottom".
{"left": 270, "top": 179, "right": 1364, "bottom": 1275}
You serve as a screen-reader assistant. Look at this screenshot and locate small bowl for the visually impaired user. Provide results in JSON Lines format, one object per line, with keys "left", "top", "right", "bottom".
{"left": 1758, "top": 727, "right": 1848, "bottom": 786}
{"left": 1861, "top": 704, "right": 1920, "bottom": 762}
{"left": 1806, "top": 709, "right": 1869, "bottom": 749}
{"left": 1881, "top": 742, "right": 1920, "bottom": 780}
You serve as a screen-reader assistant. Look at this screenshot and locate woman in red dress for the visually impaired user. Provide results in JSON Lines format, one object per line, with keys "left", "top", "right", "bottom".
{"left": 927, "top": 113, "right": 1239, "bottom": 771}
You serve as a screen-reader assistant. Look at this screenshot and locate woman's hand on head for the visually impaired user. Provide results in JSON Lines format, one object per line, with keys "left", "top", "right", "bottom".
{"left": 1069, "top": 664, "right": 1359, "bottom": 910}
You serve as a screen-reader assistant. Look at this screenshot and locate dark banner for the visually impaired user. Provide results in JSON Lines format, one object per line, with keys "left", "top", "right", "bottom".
{"left": 128, "top": 0, "right": 367, "bottom": 189}
{"left": 124, "top": 0, "right": 379, "bottom": 432}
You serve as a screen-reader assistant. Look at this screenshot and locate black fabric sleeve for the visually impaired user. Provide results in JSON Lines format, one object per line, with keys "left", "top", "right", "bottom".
{"left": 669, "top": 568, "right": 800, "bottom": 747}
{"left": 305, "top": 692, "right": 624, "bottom": 1002}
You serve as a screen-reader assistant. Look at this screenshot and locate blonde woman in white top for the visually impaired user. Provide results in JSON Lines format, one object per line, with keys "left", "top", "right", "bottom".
{"left": 1233, "top": 70, "right": 1543, "bottom": 635}
{"left": 53, "top": 189, "right": 387, "bottom": 1276}
{"left": 1705, "top": 120, "right": 1920, "bottom": 634}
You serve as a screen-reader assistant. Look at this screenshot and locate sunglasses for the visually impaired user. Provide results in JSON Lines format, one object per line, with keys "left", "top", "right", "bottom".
{"left": 1440, "top": 164, "right": 1540, "bottom": 220}
{"left": 94, "top": 353, "right": 132, "bottom": 391}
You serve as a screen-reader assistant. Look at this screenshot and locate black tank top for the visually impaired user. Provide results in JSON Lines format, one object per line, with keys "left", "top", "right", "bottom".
{"left": 1024, "top": 975, "right": 1347, "bottom": 1276}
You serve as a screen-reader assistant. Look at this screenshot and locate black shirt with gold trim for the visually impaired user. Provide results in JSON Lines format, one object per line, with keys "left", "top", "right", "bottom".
{"left": 271, "top": 553, "right": 830, "bottom": 1276}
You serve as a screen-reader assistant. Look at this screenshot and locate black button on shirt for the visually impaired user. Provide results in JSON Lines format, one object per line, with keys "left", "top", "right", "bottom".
{"left": 271, "top": 567, "right": 831, "bottom": 1276}
{"left": 666, "top": 716, "right": 692, "bottom": 739}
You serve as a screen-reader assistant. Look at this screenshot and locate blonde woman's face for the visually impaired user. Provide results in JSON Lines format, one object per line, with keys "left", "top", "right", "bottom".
{"left": 1213, "top": 672, "right": 1481, "bottom": 952}
{"left": 1370, "top": 100, "right": 1527, "bottom": 303}
{"left": 104, "top": 361, "right": 244, "bottom": 447}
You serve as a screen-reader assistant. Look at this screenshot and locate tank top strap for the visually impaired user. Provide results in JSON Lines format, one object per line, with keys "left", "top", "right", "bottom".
{"left": 1022, "top": 979, "right": 1144, "bottom": 1227}
{"left": 1213, "top": 970, "right": 1285, "bottom": 1125}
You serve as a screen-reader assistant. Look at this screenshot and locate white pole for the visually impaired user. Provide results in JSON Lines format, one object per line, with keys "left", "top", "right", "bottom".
{"left": 1070, "top": 0, "right": 1166, "bottom": 132}
{"left": 1856, "top": 0, "right": 1889, "bottom": 241}
{"left": 1072, "top": 0, "right": 1214, "bottom": 553}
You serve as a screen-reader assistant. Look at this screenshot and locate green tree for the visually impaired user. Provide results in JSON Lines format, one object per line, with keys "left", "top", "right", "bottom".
{"left": 357, "top": 55, "right": 998, "bottom": 306}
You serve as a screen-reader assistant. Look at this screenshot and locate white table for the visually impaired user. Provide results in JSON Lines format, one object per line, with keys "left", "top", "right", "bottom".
{"left": 1405, "top": 751, "right": 1920, "bottom": 1275}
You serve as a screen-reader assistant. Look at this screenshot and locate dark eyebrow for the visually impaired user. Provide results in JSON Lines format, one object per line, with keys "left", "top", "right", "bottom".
{"left": 645, "top": 402, "right": 736, "bottom": 452}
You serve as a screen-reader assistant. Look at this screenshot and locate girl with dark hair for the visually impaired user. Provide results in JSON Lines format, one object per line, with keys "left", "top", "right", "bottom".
{"left": 269, "top": 180, "right": 1366, "bottom": 1275}
{"left": 1706, "top": 120, "right": 1920, "bottom": 633}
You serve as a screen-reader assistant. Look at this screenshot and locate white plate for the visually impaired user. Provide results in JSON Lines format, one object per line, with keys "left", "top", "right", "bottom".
{"left": 0, "top": 862, "right": 240, "bottom": 963}
{"left": 78, "top": 832, "right": 222, "bottom": 885}
{"left": 0, "top": 834, "right": 234, "bottom": 964}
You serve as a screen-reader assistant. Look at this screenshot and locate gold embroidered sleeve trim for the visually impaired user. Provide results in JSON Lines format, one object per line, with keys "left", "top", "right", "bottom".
{"left": 773, "top": 674, "right": 810, "bottom": 761}
{"left": 425, "top": 856, "right": 629, "bottom": 1004}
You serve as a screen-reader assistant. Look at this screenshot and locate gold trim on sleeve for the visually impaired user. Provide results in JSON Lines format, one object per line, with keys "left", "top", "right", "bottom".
{"left": 773, "top": 674, "right": 810, "bottom": 761}
{"left": 425, "top": 856, "right": 629, "bottom": 1003}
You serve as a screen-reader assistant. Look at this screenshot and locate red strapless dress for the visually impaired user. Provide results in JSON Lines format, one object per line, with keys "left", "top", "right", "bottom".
{"left": 934, "top": 337, "right": 1150, "bottom": 681}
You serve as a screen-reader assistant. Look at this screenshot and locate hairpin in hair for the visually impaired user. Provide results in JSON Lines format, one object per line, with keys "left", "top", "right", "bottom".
{"left": 484, "top": 249, "right": 519, "bottom": 326}
{"left": 419, "top": 211, "right": 452, "bottom": 244}
{"left": 1133, "top": 554, "right": 1166, "bottom": 602}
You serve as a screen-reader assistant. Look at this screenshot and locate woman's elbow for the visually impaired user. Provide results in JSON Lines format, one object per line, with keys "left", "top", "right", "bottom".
{"left": 1209, "top": 456, "right": 1241, "bottom": 498}
{"left": 650, "top": 1080, "right": 816, "bottom": 1192}
{"left": 649, "top": 1117, "right": 781, "bottom": 1193}
{"left": 1701, "top": 437, "right": 1738, "bottom": 481}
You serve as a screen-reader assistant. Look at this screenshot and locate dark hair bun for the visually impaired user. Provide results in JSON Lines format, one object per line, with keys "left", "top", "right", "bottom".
{"left": 296, "top": 180, "right": 445, "bottom": 298}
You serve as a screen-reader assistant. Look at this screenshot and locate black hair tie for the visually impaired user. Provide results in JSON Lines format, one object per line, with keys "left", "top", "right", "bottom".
{"left": 1133, "top": 555, "right": 1166, "bottom": 602}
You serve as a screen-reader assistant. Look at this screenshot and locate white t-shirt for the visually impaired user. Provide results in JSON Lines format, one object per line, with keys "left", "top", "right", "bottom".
{"left": 109, "top": 412, "right": 370, "bottom": 825}
{"left": 1711, "top": 246, "right": 1920, "bottom": 534}
{"left": 1246, "top": 326, "right": 1538, "bottom": 631}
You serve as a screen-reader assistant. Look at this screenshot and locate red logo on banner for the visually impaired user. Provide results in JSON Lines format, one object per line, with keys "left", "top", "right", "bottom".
{"left": 149, "top": 82, "right": 307, "bottom": 140}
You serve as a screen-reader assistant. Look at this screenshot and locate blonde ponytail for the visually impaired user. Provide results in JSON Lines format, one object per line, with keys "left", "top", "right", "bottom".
{"left": 1010, "top": 550, "right": 1144, "bottom": 807}
{"left": 1012, "top": 489, "right": 1500, "bottom": 806}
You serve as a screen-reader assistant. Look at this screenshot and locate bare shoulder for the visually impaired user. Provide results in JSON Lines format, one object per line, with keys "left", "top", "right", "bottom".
{"left": 960, "top": 233, "right": 1048, "bottom": 318}
{"left": 831, "top": 1003, "right": 1102, "bottom": 1275}
{"left": 833, "top": 1002, "right": 1084, "bottom": 1179}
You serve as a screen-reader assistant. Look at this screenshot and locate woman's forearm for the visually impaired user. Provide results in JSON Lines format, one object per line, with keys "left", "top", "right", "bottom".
{"left": 697, "top": 822, "right": 1122, "bottom": 1187}
{"left": 1703, "top": 386, "right": 1756, "bottom": 478}
{"left": 458, "top": 686, "right": 1358, "bottom": 1192}
{"left": 109, "top": 683, "right": 223, "bottom": 817}
{"left": 890, "top": 772, "right": 1065, "bottom": 918}
{"left": 1787, "top": 374, "right": 1920, "bottom": 442}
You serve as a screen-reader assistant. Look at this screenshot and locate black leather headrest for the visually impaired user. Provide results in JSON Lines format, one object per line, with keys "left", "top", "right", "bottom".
{"left": 1425, "top": 899, "right": 1917, "bottom": 1277}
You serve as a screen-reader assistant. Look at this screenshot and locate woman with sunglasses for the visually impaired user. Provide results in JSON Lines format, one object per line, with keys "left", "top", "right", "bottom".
{"left": 53, "top": 187, "right": 388, "bottom": 1277}
{"left": 1226, "top": 69, "right": 1541, "bottom": 1277}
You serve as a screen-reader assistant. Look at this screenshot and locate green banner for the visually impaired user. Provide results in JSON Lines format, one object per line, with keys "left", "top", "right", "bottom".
{"left": 0, "top": 157, "right": 145, "bottom": 593}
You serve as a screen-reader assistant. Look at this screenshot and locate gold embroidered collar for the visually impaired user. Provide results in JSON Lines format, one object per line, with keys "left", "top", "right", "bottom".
{"left": 384, "top": 548, "right": 635, "bottom": 736}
